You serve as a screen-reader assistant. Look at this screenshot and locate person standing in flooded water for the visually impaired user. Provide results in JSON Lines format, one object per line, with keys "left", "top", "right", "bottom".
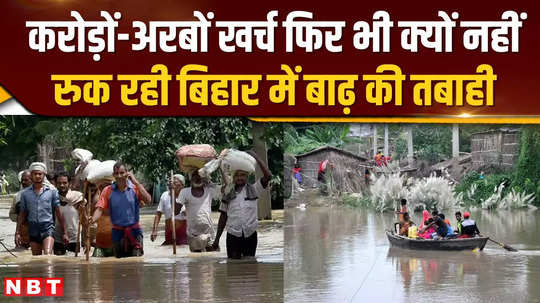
{"left": 9, "top": 170, "right": 32, "bottom": 249}
{"left": 212, "top": 152, "right": 272, "bottom": 259}
{"left": 16, "top": 162, "right": 69, "bottom": 255}
{"left": 151, "top": 174, "right": 188, "bottom": 245}
{"left": 53, "top": 172, "right": 86, "bottom": 255}
{"left": 90, "top": 162, "right": 151, "bottom": 258}
{"left": 179, "top": 170, "right": 222, "bottom": 252}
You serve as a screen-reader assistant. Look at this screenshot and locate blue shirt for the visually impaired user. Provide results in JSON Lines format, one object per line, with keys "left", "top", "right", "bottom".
{"left": 20, "top": 184, "right": 59, "bottom": 224}
{"left": 108, "top": 181, "right": 140, "bottom": 227}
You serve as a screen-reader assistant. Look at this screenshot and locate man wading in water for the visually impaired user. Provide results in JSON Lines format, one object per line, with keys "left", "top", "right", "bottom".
{"left": 90, "top": 162, "right": 151, "bottom": 258}
{"left": 16, "top": 162, "right": 69, "bottom": 255}
{"left": 179, "top": 170, "right": 222, "bottom": 252}
{"left": 212, "top": 152, "right": 272, "bottom": 259}
{"left": 10, "top": 170, "right": 32, "bottom": 249}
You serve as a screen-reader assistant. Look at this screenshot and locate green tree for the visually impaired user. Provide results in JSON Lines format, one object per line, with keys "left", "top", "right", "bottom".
{"left": 284, "top": 123, "right": 360, "bottom": 155}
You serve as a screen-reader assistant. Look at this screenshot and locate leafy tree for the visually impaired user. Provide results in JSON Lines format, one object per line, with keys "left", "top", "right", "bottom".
{"left": 0, "top": 117, "right": 284, "bottom": 208}
{"left": 284, "top": 123, "right": 360, "bottom": 155}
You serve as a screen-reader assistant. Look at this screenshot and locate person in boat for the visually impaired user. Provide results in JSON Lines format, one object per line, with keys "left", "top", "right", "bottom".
{"left": 431, "top": 209, "right": 438, "bottom": 219}
{"left": 455, "top": 211, "right": 463, "bottom": 235}
{"left": 399, "top": 212, "right": 415, "bottom": 236}
{"left": 418, "top": 218, "right": 435, "bottom": 239}
{"left": 395, "top": 199, "right": 408, "bottom": 222}
{"left": 459, "top": 212, "right": 480, "bottom": 238}
{"left": 421, "top": 214, "right": 450, "bottom": 240}
{"left": 418, "top": 210, "right": 433, "bottom": 239}
{"left": 439, "top": 213, "right": 451, "bottom": 227}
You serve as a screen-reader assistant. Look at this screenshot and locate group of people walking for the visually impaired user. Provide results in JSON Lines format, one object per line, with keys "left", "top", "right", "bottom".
{"left": 9, "top": 150, "right": 272, "bottom": 260}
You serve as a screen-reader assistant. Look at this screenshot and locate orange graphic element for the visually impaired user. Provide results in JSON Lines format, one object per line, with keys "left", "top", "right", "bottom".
{"left": 0, "top": 86, "right": 11, "bottom": 104}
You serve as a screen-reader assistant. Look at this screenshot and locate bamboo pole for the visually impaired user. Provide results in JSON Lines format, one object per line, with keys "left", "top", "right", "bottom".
{"left": 170, "top": 171, "right": 176, "bottom": 255}
{"left": 75, "top": 212, "right": 81, "bottom": 257}
{"left": 86, "top": 185, "right": 91, "bottom": 261}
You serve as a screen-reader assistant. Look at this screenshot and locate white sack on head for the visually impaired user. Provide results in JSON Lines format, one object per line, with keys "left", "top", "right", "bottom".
{"left": 71, "top": 148, "right": 93, "bottom": 163}
{"left": 87, "top": 160, "right": 116, "bottom": 184}
{"left": 81, "top": 159, "right": 101, "bottom": 180}
{"left": 198, "top": 149, "right": 256, "bottom": 193}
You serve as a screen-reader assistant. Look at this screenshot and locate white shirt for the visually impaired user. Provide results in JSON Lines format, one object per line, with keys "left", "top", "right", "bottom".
{"left": 179, "top": 185, "right": 221, "bottom": 237}
{"left": 219, "top": 179, "right": 265, "bottom": 238}
{"left": 157, "top": 191, "right": 186, "bottom": 220}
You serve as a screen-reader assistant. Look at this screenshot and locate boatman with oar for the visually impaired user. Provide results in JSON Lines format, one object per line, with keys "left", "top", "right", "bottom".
{"left": 89, "top": 161, "right": 151, "bottom": 258}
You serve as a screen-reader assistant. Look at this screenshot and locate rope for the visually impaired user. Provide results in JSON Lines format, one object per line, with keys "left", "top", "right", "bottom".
{"left": 348, "top": 246, "right": 383, "bottom": 302}
{"left": 0, "top": 240, "right": 17, "bottom": 258}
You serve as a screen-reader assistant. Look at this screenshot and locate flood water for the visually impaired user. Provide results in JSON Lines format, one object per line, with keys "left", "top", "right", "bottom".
{"left": 0, "top": 199, "right": 283, "bottom": 302}
{"left": 285, "top": 206, "right": 540, "bottom": 303}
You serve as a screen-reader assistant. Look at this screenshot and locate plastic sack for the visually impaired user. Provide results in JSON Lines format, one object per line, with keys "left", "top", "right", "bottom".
{"left": 221, "top": 149, "right": 256, "bottom": 174}
{"left": 87, "top": 160, "right": 116, "bottom": 184}
{"left": 199, "top": 149, "right": 256, "bottom": 194}
{"left": 80, "top": 160, "right": 101, "bottom": 180}
{"left": 199, "top": 149, "right": 256, "bottom": 178}
{"left": 71, "top": 148, "right": 93, "bottom": 163}
{"left": 176, "top": 144, "right": 216, "bottom": 173}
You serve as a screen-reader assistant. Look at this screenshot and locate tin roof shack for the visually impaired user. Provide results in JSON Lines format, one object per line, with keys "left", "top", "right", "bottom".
{"left": 295, "top": 146, "right": 369, "bottom": 193}
{"left": 471, "top": 128, "right": 520, "bottom": 171}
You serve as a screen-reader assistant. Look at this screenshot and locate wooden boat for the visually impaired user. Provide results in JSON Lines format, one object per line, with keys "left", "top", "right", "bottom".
{"left": 386, "top": 230, "right": 488, "bottom": 251}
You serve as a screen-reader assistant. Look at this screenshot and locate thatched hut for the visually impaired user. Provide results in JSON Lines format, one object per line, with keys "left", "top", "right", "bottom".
{"left": 295, "top": 146, "right": 369, "bottom": 193}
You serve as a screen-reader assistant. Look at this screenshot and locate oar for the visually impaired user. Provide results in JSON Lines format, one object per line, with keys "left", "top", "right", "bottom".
{"left": 482, "top": 235, "right": 518, "bottom": 252}
{"left": 170, "top": 171, "right": 177, "bottom": 255}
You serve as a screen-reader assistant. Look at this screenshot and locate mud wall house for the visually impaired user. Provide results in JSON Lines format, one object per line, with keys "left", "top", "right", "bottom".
{"left": 295, "top": 146, "right": 369, "bottom": 193}
{"left": 470, "top": 128, "right": 520, "bottom": 171}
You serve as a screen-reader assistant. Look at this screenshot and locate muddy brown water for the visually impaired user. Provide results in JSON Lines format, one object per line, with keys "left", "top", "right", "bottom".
{"left": 285, "top": 206, "right": 540, "bottom": 303}
{"left": 0, "top": 199, "right": 283, "bottom": 302}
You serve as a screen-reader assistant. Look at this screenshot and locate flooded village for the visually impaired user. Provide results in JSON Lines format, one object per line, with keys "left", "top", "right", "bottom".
{"left": 284, "top": 124, "right": 540, "bottom": 302}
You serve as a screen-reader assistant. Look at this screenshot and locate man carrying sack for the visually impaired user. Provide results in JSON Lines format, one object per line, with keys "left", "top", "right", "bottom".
{"left": 212, "top": 151, "right": 272, "bottom": 259}
{"left": 178, "top": 170, "right": 222, "bottom": 252}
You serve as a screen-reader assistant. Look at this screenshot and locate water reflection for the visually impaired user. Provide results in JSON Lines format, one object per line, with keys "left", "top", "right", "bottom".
{"left": 0, "top": 202, "right": 283, "bottom": 302}
{"left": 285, "top": 207, "right": 540, "bottom": 303}
{"left": 0, "top": 259, "right": 283, "bottom": 302}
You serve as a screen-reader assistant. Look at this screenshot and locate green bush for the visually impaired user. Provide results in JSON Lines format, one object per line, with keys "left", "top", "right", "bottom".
{"left": 455, "top": 171, "right": 512, "bottom": 206}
